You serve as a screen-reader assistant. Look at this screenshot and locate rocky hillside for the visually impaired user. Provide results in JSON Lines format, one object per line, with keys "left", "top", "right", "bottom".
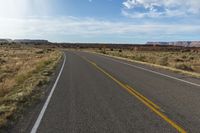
{"left": 146, "top": 41, "right": 200, "bottom": 47}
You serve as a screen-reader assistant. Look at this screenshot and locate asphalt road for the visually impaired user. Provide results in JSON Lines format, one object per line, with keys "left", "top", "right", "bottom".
{"left": 29, "top": 51, "right": 200, "bottom": 133}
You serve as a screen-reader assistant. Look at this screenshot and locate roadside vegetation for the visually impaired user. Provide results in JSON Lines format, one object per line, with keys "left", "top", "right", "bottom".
{"left": 95, "top": 48, "right": 200, "bottom": 77}
{"left": 0, "top": 45, "right": 62, "bottom": 128}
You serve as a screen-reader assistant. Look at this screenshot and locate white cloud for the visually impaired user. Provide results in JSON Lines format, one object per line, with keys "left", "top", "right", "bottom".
{"left": 0, "top": 16, "right": 199, "bottom": 41}
{"left": 122, "top": 0, "right": 200, "bottom": 18}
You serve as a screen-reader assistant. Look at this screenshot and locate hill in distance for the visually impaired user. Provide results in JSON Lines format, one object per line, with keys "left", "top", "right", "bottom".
{"left": 146, "top": 41, "right": 200, "bottom": 47}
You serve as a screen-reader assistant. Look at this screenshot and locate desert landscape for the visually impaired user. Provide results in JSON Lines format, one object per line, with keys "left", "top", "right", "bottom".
{"left": 94, "top": 47, "right": 200, "bottom": 77}
{"left": 1, "top": 41, "right": 200, "bottom": 132}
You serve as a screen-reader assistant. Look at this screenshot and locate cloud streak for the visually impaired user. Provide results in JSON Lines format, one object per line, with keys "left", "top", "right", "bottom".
{"left": 0, "top": 16, "right": 200, "bottom": 42}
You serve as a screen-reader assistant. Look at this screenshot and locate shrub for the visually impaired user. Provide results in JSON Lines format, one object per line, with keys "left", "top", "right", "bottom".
{"left": 175, "top": 63, "right": 193, "bottom": 71}
{"left": 189, "top": 56, "right": 194, "bottom": 60}
{"left": 174, "top": 58, "right": 184, "bottom": 62}
{"left": 181, "top": 55, "right": 187, "bottom": 59}
{"left": 0, "top": 58, "right": 6, "bottom": 64}
{"left": 135, "top": 55, "right": 146, "bottom": 62}
{"left": 35, "top": 50, "right": 45, "bottom": 54}
{"left": 158, "top": 57, "right": 168, "bottom": 66}
{"left": 99, "top": 50, "right": 106, "bottom": 54}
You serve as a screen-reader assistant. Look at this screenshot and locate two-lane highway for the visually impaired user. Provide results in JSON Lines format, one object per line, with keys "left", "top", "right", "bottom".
{"left": 30, "top": 51, "right": 200, "bottom": 133}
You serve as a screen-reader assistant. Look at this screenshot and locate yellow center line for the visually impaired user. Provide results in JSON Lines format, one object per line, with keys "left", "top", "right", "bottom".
{"left": 80, "top": 56, "right": 187, "bottom": 133}
{"left": 125, "top": 84, "right": 161, "bottom": 110}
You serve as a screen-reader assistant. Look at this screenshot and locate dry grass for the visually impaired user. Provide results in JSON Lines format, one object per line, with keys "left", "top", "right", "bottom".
{"left": 0, "top": 46, "right": 62, "bottom": 127}
{"left": 93, "top": 48, "right": 200, "bottom": 77}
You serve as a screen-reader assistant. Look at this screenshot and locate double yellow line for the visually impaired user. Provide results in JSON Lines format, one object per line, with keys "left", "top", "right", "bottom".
{"left": 82, "top": 56, "right": 186, "bottom": 133}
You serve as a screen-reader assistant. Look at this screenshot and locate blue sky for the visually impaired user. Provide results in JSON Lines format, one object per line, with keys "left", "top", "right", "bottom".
{"left": 0, "top": 0, "right": 200, "bottom": 43}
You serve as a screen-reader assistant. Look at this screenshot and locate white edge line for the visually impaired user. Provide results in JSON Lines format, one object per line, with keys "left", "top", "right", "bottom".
{"left": 30, "top": 53, "right": 66, "bottom": 133}
{"left": 95, "top": 53, "right": 200, "bottom": 87}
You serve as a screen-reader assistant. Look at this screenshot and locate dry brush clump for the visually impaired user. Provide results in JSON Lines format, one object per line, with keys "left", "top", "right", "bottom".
{"left": 0, "top": 46, "right": 62, "bottom": 128}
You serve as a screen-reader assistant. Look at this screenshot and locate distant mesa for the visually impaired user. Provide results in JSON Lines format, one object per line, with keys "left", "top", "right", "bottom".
{"left": 13, "top": 39, "right": 49, "bottom": 44}
{"left": 0, "top": 39, "right": 12, "bottom": 43}
{"left": 1, "top": 38, "right": 200, "bottom": 47}
{"left": 0, "top": 39, "right": 49, "bottom": 44}
{"left": 146, "top": 41, "right": 200, "bottom": 47}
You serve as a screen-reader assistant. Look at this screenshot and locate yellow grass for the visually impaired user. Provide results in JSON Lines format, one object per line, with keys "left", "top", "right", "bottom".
{"left": 0, "top": 45, "right": 62, "bottom": 127}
